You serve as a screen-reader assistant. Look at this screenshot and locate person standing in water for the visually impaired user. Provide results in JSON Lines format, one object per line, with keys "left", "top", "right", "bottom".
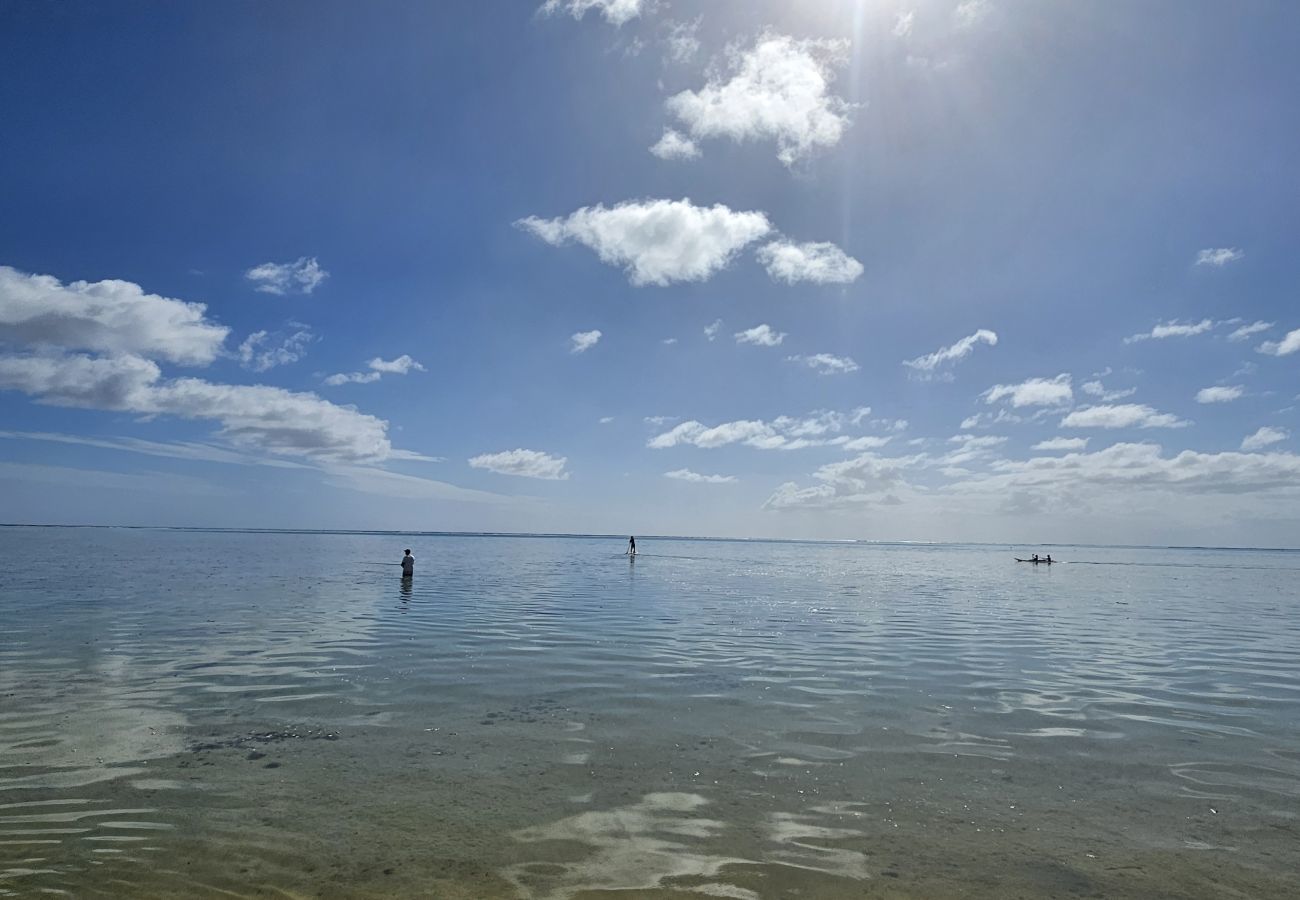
{"left": 628, "top": 536, "right": 636, "bottom": 557}
{"left": 401, "top": 549, "right": 415, "bottom": 576}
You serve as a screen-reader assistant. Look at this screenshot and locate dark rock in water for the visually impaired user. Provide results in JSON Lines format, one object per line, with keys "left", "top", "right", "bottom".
{"left": 186, "top": 728, "right": 341, "bottom": 754}
{"left": 247, "top": 751, "right": 266, "bottom": 761}
{"left": 264, "top": 761, "right": 281, "bottom": 769}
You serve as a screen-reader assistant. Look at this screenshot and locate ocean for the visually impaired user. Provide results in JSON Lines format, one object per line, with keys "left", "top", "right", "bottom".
{"left": 1, "top": 526, "right": 1296, "bottom": 898}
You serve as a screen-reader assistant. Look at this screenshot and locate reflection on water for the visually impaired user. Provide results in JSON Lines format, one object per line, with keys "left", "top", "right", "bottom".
{"left": 1, "top": 528, "right": 1298, "bottom": 898}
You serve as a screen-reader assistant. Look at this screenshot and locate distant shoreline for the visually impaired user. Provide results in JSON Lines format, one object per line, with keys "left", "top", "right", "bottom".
{"left": 0, "top": 523, "right": 1295, "bottom": 553}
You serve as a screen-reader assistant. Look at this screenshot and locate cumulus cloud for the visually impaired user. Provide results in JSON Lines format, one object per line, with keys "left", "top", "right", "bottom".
{"left": 704, "top": 319, "right": 722, "bottom": 341}
{"left": 1033, "top": 437, "right": 1089, "bottom": 452}
{"left": 539, "top": 0, "right": 643, "bottom": 26}
{"left": 1195, "top": 247, "right": 1244, "bottom": 267}
{"left": 982, "top": 374, "right": 1072, "bottom": 407}
{"left": 1228, "top": 321, "right": 1272, "bottom": 342}
{"left": 1060, "top": 404, "right": 1189, "bottom": 429}
{"left": 570, "top": 330, "right": 602, "bottom": 353}
{"left": 756, "top": 240, "right": 863, "bottom": 284}
{"left": 1080, "top": 379, "right": 1136, "bottom": 402}
{"left": 237, "top": 328, "right": 314, "bottom": 373}
{"left": 903, "top": 329, "right": 997, "bottom": 377}
{"left": 517, "top": 199, "right": 771, "bottom": 286}
{"left": 1257, "top": 327, "right": 1300, "bottom": 357}
{"left": 1242, "top": 426, "right": 1288, "bottom": 451}
{"left": 765, "top": 451, "right": 921, "bottom": 510}
{"left": 664, "top": 33, "right": 852, "bottom": 166}
{"left": 649, "top": 129, "right": 701, "bottom": 160}
{"left": 786, "top": 353, "right": 859, "bottom": 375}
{"left": 468, "top": 449, "right": 569, "bottom": 480}
{"left": 0, "top": 352, "right": 161, "bottom": 411}
{"left": 1124, "top": 319, "right": 1213, "bottom": 343}
{"left": 734, "top": 324, "right": 786, "bottom": 347}
{"left": 975, "top": 442, "right": 1300, "bottom": 496}
{"left": 665, "top": 468, "right": 737, "bottom": 484}
{"left": 0, "top": 351, "right": 393, "bottom": 461}
{"left": 0, "top": 265, "right": 229, "bottom": 365}
{"left": 325, "top": 354, "right": 425, "bottom": 386}
{"left": 648, "top": 409, "right": 886, "bottom": 451}
{"left": 244, "top": 257, "right": 328, "bottom": 295}
{"left": 1195, "top": 385, "right": 1243, "bottom": 404}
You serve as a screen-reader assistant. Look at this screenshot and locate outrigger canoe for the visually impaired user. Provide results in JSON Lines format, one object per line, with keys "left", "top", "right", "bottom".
{"left": 1015, "top": 558, "right": 1054, "bottom": 564}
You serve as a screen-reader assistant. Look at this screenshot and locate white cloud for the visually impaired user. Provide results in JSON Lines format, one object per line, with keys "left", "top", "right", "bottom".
{"left": 756, "top": 240, "right": 863, "bottom": 285}
{"left": 1242, "top": 426, "right": 1288, "bottom": 451}
{"left": 704, "top": 319, "right": 722, "bottom": 341}
{"left": 324, "top": 370, "right": 381, "bottom": 386}
{"left": 325, "top": 354, "right": 425, "bottom": 386}
{"left": 1195, "top": 385, "right": 1243, "bottom": 404}
{"left": 0, "top": 351, "right": 394, "bottom": 461}
{"left": 663, "top": 17, "right": 701, "bottom": 63}
{"left": 649, "top": 409, "right": 861, "bottom": 451}
{"left": 661, "top": 337, "right": 677, "bottom": 345}
{"left": 468, "top": 448, "right": 569, "bottom": 480}
{"left": 1196, "top": 247, "right": 1244, "bottom": 267}
{"left": 0, "top": 265, "right": 229, "bottom": 365}
{"left": 1080, "top": 380, "right": 1136, "bottom": 402}
{"left": 786, "top": 353, "right": 859, "bottom": 375}
{"left": 1228, "top": 321, "right": 1272, "bottom": 342}
{"left": 982, "top": 374, "right": 1072, "bottom": 407}
{"left": 1124, "top": 319, "right": 1213, "bottom": 343}
{"left": 244, "top": 257, "right": 328, "bottom": 295}
{"left": 976, "top": 442, "right": 1300, "bottom": 495}
{"left": 1257, "top": 328, "right": 1300, "bottom": 357}
{"left": 570, "top": 330, "right": 602, "bottom": 353}
{"left": 538, "top": 0, "right": 643, "bottom": 26}
{"left": 237, "top": 328, "right": 314, "bottom": 373}
{"left": 517, "top": 199, "right": 771, "bottom": 286}
{"left": 961, "top": 409, "right": 1022, "bottom": 429}
{"left": 765, "top": 451, "right": 921, "bottom": 510}
{"left": 664, "top": 468, "right": 737, "bottom": 484}
{"left": 664, "top": 33, "right": 852, "bottom": 166}
{"left": 734, "top": 324, "right": 786, "bottom": 347}
{"left": 649, "top": 129, "right": 701, "bottom": 161}
{"left": 953, "top": 0, "right": 992, "bottom": 28}
{"left": 893, "top": 10, "right": 915, "bottom": 37}
{"left": 1033, "top": 437, "right": 1089, "bottom": 452}
{"left": 368, "top": 354, "right": 424, "bottom": 375}
{"left": 599, "top": 416, "right": 614, "bottom": 424}
{"left": 0, "top": 352, "right": 161, "bottom": 410}
{"left": 1060, "top": 404, "right": 1189, "bottom": 430}
{"left": 644, "top": 415, "right": 678, "bottom": 426}
{"left": 903, "top": 329, "right": 997, "bottom": 376}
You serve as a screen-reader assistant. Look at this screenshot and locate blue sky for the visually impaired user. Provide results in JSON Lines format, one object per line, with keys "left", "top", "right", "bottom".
{"left": 2, "top": 0, "right": 1298, "bottom": 544}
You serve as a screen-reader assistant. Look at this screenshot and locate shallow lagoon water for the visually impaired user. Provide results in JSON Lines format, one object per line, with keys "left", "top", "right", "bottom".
{"left": 1, "top": 527, "right": 1297, "bottom": 898}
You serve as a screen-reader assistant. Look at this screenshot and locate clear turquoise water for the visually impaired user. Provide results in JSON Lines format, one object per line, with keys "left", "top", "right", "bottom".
{"left": 1, "top": 527, "right": 1297, "bottom": 898}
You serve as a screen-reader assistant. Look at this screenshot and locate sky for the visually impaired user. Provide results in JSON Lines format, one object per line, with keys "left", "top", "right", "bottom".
{"left": 1, "top": 0, "right": 1298, "bottom": 545}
